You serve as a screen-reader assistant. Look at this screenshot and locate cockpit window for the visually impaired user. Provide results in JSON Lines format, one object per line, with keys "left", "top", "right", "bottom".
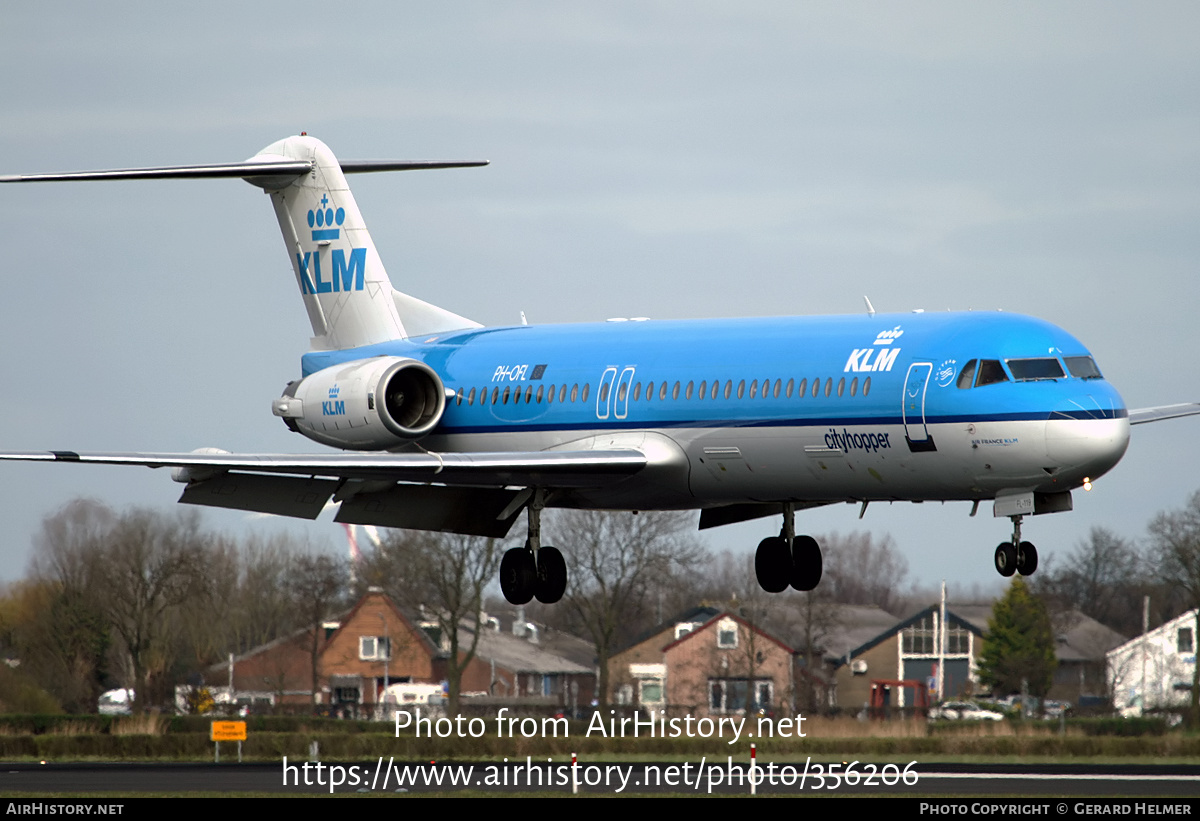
{"left": 957, "top": 360, "right": 978, "bottom": 389}
{"left": 1007, "top": 358, "right": 1065, "bottom": 381}
{"left": 1064, "top": 356, "right": 1103, "bottom": 379}
{"left": 975, "top": 359, "right": 1009, "bottom": 387}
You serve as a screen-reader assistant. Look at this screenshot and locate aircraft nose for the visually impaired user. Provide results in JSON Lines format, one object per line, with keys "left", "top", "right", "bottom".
{"left": 1044, "top": 392, "right": 1130, "bottom": 483}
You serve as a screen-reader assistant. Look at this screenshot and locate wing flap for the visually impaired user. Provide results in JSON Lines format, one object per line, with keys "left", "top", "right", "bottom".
{"left": 179, "top": 473, "right": 338, "bottom": 519}
{"left": 335, "top": 485, "right": 523, "bottom": 537}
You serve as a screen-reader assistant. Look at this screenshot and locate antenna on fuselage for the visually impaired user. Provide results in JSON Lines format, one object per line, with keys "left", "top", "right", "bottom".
{"left": 863, "top": 296, "right": 876, "bottom": 317}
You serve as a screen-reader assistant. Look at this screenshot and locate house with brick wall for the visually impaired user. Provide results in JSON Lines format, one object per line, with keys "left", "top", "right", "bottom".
{"left": 608, "top": 607, "right": 795, "bottom": 717}
{"left": 202, "top": 589, "right": 594, "bottom": 715}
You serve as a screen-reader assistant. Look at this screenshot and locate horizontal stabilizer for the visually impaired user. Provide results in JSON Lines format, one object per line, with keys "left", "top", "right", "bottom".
{"left": 0, "top": 159, "right": 487, "bottom": 184}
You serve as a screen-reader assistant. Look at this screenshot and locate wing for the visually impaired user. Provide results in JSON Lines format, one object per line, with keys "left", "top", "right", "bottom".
{"left": 0, "top": 448, "right": 647, "bottom": 537}
{"left": 1129, "top": 403, "right": 1200, "bottom": 425}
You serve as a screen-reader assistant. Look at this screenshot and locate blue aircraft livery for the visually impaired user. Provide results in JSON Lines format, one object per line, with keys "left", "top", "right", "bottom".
{"left": 296, "top": 247, "right": 366, "bottom": 295}
{"left": 2, "top": 133, "right": 1196, "bottom": 609}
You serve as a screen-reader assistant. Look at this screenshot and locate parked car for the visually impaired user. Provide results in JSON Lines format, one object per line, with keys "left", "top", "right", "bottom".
{"left": 929, "top": 700, "right": 1004, "bottom": 721}
{"left": 98, "top": 688, "right": 134, "bottom": 716}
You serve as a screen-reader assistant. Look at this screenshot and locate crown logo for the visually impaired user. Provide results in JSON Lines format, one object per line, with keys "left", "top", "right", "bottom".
{"left": 308, "top": 193, "right": 346, "bottom": 241}
{"left": 874, "top": 326, "right": 904, "bottom": 345}
{"left": 328, "top": 384, "right": 341, "bottom": 399}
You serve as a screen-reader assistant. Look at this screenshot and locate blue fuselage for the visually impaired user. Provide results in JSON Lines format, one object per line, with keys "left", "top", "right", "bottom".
{"left": 298, "top": 311, "right": 1130, "bottom": 511}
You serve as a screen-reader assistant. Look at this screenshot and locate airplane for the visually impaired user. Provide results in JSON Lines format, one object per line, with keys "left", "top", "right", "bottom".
{"left": 3, "top": 134, "right": 1198, "bottom": 607}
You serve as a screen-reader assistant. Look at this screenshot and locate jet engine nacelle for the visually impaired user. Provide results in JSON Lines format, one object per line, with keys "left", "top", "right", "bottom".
{"left": 272, "top": 357, "right": 447, "bottom": 450}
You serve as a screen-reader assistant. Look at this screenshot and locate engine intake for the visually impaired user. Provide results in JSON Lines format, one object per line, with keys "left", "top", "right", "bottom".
{"left": 273, "top": 357, "right": 446, "bottom": 450}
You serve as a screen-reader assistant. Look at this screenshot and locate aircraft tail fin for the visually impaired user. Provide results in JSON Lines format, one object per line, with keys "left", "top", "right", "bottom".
{"left": 2, "top": 135, "right": 486, "bottom": 350}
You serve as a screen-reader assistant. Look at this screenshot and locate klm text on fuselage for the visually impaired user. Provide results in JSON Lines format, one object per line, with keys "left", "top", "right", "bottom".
{"left": 296, "top": 248, "right": 366, "bottom": 295}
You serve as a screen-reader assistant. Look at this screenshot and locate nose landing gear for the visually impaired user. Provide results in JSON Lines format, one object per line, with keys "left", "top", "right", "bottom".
{"left": 994, "top": 515, "right": 1038, "bottom": 578}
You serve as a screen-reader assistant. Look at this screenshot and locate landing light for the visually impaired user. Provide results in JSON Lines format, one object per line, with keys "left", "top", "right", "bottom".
{"left": 1083, "top": 477, "right": 1092, "bottom": 491}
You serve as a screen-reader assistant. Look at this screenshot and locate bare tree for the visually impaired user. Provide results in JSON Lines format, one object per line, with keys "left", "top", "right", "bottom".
{"left": 24, "top": 501, "right": 212, "bottom": 712}
{"left": 88, "top": 509, "right": 210, "bottom": 711}
{"left": 1149, "top": 490, "right": 1200, "bottom": 727}
{"left": 19, "top": 500, "right": 117, "bottom": 712}
{"left": 285, "top": 554, "right": 350, "bottom": 708}
{"left": 1031, "top": 526, "right": 1149, "bottom": 636}
{"left": 555, "top": 510, "right": 702, "bottom": 707}
{"left": 820, "top": 531, "right": 910, "bottom": 614}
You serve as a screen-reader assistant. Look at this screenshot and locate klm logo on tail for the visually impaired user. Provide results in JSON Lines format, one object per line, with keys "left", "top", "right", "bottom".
{"left": 296, "top": 194, "right": 366, "bottom": 295}
{"left": 296, "top": 248, "right": 366, "bottom": 294}
{"left": 308, "top": 194, "right": 344, "bottom": 241}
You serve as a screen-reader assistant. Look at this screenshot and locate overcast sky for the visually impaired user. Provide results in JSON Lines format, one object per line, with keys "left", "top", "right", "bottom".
{"left": 1, "top": 2, "right": 1197, "bottom": 600}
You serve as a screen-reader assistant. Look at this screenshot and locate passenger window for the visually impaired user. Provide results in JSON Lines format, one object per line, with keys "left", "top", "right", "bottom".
{"left": 672, "top": 382, "right": 680, "bottom": 400}
{"left": 737, "top": 380, "right": 745, "bottom": 399}
{"left": 646, "top": 381, "right": 654, "bottom": 400}
{"left": 559, "top": 385, "right": 567, "bottom": 403}
{"left": 660, "top": 382, "right": 668, "bottom": 400}
{"left": 724, "top": 380, "right": 732, "bottom": 399}
{"left": 546, "top": 385, "right": 553, "bottom": 404}
{"left": 468, "top": 387, "right": 476, "bottom": 406}
{"left": 785, "top": 378, "right": 794, "bottom": 398}
{"left": 774, "top": 379, "right": 782, "bottom": 398}
{"left": 570, "top": 384, "right": 578, "bottom": 402}
{"left": 698, "top": 380, "right": 706, "bottom": 399}
{"left": 811, "top": 378, "right": 820, "bottom": 398}
{"left": 750, "top": 380, "right": 758, "bottom": 399}
{"left": 455, "top": 388, "right": 463, "bottom": 406}
{"left": 582, "top": 384, "right": 590, "bottom": 402}
{"left": 975, "top": 360, "right": 1009, "bottom": 387}
{"left": 837, "top": 377, "right": 845, "bottom": 397}
{"left": 863, "top": 376, "right": 871, "bottom": 396}
{"left": 632, "top": 383, "right": 641, "bottom": 401}
{"left": 503, "top": 386, "right": 511, "bottom": 404}
{"left": 617, "top": 382, "right": 627, "bottom": 402}
{"left": 599, "top": 383, "right": 609, "bottom": 402}
{"left": 797, "top": 378, "right": 807, "bottom": 397}
{"left": 957, "top": 359, "right": 978, "bottom": 389}
{"left": 492, "top": 387, "right": 500, "bottom": 405}
{"left": 824, "top": 378, "right": 832, "bottom": 397}
{"left": 850, "top": 377, "right": 858, "bottom": 397}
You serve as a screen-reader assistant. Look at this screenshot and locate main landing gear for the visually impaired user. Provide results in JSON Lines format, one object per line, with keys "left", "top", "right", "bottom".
{"left": 993, "top": 514, "right": 1038, "bottom": 578}
{"left": 499, "top": 490, "right": 568, "bottom": 606}
{"left": 754, "top": 503, "right": 823, "bottom": 593}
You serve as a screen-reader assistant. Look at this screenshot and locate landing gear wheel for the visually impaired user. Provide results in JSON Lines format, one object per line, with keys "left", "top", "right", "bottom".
{"left": 994, "top": 542, "right": 1017, "bottom": 577}
{"left": 755, "top": 537, "right": 791, "bottom": 593}
{"left": 534, "top": 545, "right": 567, "bottom": 604}
{"left": 1016, "top": 541, "right": 1038, "bottom": 576}
{"left": 500, "top": 547, "right": 536, "bottom": 605}
{"left": 790, "top": 535, "right": 823, "bottom": 592}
